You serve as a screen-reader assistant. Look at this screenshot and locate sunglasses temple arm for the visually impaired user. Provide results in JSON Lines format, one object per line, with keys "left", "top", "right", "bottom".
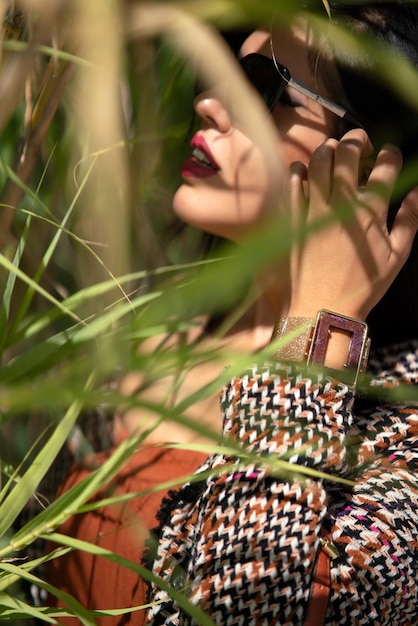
{"left": 288, "top": 77, "right": 363, "bottom": 127}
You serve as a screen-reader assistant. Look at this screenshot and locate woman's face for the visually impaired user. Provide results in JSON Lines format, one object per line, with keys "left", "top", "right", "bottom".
{"left": 173, "top": 20, "right": 337, "bottom": 241}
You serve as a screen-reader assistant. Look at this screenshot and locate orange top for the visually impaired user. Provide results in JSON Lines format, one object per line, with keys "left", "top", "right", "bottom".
{"left": 46, "top": 446, "right": 206, "bottom": 625}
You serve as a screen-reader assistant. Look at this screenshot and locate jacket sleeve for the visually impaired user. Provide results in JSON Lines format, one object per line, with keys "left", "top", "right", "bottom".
{"left": 148, "top": 360, "right": 418, "bottom": 626}
{"left": 188, "top": 364, "right": 356, "bottom": 625}
{"left": 189, "top": 364, "right": 418, "bottom": 625}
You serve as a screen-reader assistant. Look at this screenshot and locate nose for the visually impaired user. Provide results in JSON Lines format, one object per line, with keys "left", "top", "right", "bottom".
{"left": 194, "top": 91, "right": 233, "bottom": 133}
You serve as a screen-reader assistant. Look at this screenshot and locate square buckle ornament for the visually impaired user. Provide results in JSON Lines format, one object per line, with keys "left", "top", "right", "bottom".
{"left": 307, "top": 310, "right": 371, "bottom": 387}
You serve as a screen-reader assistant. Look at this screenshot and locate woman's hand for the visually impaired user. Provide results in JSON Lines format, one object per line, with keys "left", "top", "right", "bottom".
{"left": 287, "top": 128, "right": 418, "bottom": 322}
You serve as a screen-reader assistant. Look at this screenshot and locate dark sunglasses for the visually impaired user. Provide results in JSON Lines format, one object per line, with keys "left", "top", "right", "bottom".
{"left": 239, "top": 52, "right": 360, "bottom": 126}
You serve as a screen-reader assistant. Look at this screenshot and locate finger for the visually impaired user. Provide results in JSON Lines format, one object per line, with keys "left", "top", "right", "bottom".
{"left": 307, "top": 138, "right": 337, "bottom": 215}
{"left": 362, "top": 144, "right": 403, "bottom": 219}
{"left": 288, "top": 161, "right": 308, "bottom": 230}
{"left": 332, "top": 129, "right": 373, "bottom": 204}
{"left": 389, "top": 186, "right": 418, "bottom": 268}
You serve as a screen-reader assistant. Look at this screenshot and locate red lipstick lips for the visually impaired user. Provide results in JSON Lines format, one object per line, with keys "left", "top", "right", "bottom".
{"left": 181, "top": 134, "right": 220, "bottom": 179}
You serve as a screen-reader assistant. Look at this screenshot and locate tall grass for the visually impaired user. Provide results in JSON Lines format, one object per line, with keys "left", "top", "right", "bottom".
{"left": 0, "top": 0, "right": 417, "bottom": 623}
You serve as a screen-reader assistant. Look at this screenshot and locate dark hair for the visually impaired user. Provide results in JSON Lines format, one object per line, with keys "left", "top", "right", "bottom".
{"left": 316, "top": 2, "right": 418, "bottom": 346}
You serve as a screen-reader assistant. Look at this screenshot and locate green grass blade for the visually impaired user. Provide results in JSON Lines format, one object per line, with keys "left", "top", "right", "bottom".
{"left": 0, "top": 216, "right": 31, "bottom": 349}
{"left": 0, "top": 566, "right": 96, "bottom": 625}
{"left": 0, "top": 592, "right": 58, "bottom": 623}
{"left": 46, "top": 532, "right": 216, "bottom": 626}
{"left": 0, "top": 373, "right": 95, "bottom": 539}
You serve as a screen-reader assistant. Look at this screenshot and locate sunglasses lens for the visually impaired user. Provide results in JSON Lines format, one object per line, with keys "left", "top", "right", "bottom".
{"left": 239, "top": 54, "right": 285, "bottom": 111}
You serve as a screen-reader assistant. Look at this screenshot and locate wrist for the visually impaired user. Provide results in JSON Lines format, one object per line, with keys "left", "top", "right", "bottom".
{"left": 287, "top": 305, "right": 366, "bottom": 323}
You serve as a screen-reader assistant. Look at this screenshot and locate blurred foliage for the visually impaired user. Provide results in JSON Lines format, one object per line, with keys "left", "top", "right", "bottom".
{"left": 0, "top": 1, "right": 285, "bottom": 622}
{"left": 0, "top": 0, "right": 416, "bottom": 623}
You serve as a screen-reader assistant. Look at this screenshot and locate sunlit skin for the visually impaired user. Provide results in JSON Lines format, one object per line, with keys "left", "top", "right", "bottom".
{"left": 173, "top": 22, "right": 337, "bottom": 242}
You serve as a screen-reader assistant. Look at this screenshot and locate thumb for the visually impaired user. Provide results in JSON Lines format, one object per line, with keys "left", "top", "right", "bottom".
{"left": 390, "top": 186, "right": 418, "bottom": 266}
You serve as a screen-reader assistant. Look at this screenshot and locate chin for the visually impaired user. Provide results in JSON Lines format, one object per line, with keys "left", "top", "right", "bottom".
{"left": 172, "top": 185, "right": 197, "bottom": 225}
{"left": 172, "top": 184, "right": 267, "bottom": 241}
{"left": 172, "top": 184, "right": 187, "bottom": 214}
{"left": 172, "top": 184, "right": 215, "bottom": 230}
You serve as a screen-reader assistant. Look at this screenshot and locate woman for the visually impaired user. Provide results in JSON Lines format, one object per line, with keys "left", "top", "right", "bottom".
{"left": 146, "top": 3, "right": 418, "bottom": 625}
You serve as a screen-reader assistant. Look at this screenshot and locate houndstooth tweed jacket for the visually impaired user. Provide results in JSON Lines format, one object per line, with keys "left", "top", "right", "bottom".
{"left": 146, "top": 341, "right": 418, "bottom": 626}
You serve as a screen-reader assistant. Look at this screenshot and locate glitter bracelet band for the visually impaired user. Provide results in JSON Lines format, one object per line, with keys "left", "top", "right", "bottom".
{"left": 271, "top": 309, "right": 371, "bottom": 387}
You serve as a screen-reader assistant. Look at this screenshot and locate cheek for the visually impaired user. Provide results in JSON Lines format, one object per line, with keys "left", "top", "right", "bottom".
{"left": 280, "top": 127, "right": 330, "bottom": 167}
{"left": 273, "top": 109, "right": 335, "bottom": 168}
{"left": 229, "top": 139, "right": 284, "bottom": 220}
{"left": 172, "top": 155, "right": 275, "bottom": 241}
{"left": 235, "top": 148, "right": 271, "bottom": 201}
